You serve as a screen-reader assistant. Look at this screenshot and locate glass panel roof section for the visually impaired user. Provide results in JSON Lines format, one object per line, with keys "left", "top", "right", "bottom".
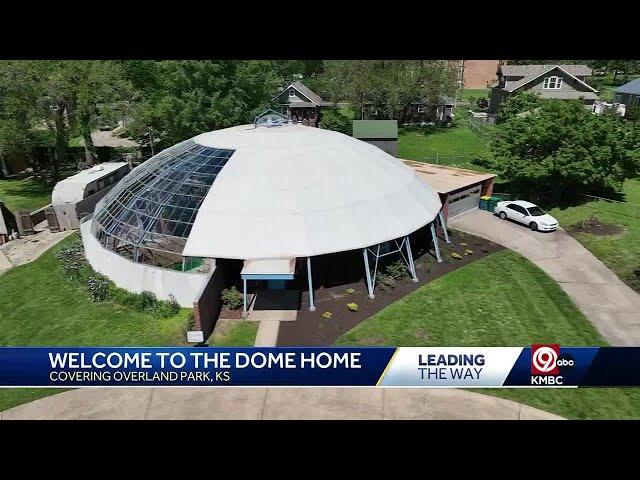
{"left": 91, "top": 139, "right": 233, "bottom": 266}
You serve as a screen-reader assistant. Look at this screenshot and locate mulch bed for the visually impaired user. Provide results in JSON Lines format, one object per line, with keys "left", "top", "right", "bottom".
{"left": 566, "top": 218, "right": 623, "bottom": 236}
{"left": 276, "top": 229, "right": 503, "bottom": 346}
{"left": 219, "top": 306, "right": 244, "bottom": 320}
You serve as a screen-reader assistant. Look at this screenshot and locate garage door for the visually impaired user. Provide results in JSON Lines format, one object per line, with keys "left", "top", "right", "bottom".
{"left": 448, "top": 184, "right": 482, "bottom": 218}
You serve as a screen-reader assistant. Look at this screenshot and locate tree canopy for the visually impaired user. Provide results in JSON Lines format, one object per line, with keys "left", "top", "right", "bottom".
{"left": 320, "top": 60, "right": 457, "bottom": 122}
{"left": 488, "top": 100, "right": 640, "bottom": 197}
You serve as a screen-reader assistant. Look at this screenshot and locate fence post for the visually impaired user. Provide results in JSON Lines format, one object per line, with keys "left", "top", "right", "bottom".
{"left": 436, "top": 153, "right": 439, "bottom": 165}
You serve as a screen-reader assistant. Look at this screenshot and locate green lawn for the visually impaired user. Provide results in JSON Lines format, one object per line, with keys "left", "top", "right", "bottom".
{"left": 208, "top": 320, "right": 258, "bottom": 346}
{"left": 0, "top": 235, "right": 191, "bottom": 412}
{"left": 0, "top": 178, "right": 52, "bottom": 212}
{"left": 337, "top": 249, "right": 640, "bottom": 419}
{"left": 457, "top": 88, "right": 490, "bottom": 102}
{"left": 398, "top": 109, "right": 492, "bottom": 171}
{"left": 548, "top": 178, "right": 640, "bottom": 291}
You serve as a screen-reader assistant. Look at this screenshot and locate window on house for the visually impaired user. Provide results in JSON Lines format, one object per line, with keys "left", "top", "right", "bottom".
{"left": 289, "top": 88, "right": 295, "bottom": 97}
{"left": 417, "top": 105, "right": 425, "bottom": 113}
{"left": 371, "top": 107, "right": 378, "bottom": 116}
{"left": 543, "top": 76, "right": 563, "bottom": 89}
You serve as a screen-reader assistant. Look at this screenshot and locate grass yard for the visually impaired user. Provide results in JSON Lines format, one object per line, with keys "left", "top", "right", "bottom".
{"left": 548, "top": 178, "right": 640, "bottom": 291}
{"left": 0, "top": 178, "right": 52, "bottom": 212}
{"left": 337, "top": 249, "right": 640, "bottom": 419}
{"left": 457, "top": 88, "right": 490, "bottom": 102}
{"left": 207, "top": 320, "right": 258, "bottom": 346}
{"left": 398, "top": 109, "right": 492, "bottom": 172}
{"left": 0, "top": 235, "right": 191, "bottom": 412}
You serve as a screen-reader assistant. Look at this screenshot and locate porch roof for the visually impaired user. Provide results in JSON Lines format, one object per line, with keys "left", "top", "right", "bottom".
{"left": 241, "top": 258, "right": 296, "bottom": 280}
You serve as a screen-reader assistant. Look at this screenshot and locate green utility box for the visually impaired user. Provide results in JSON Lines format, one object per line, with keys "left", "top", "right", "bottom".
{"left": 487, "top": 196, "right": 502, "bottom": 212}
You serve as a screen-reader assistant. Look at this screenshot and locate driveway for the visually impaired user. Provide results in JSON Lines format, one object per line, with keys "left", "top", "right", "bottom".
{"left": 0, "top": 387, "right": 562, "bottom": 420}
{"left": 450, "top": 209, "right": 640, "bottom": 346}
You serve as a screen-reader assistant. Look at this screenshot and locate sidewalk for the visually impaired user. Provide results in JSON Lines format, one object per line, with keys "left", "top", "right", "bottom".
{"left": 0, "top": 387, "right": 563, "bottom": 420}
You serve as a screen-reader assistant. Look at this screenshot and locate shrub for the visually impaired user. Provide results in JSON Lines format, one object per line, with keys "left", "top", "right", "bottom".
{"left": 87, "top": 274, "right": 110, "bottom": 302}
{"left": 346, "top": 288, "right": 356, "bottom": 294}
{"left": 55, "top": 241, "right": 88, "bottom": 280}
{"left": 322, "top": 311, "right": 333, "bottom": 319}
{"left": 319, "top": 109, "right": 352, "bottom": 135}
{"left": 347, "top": 303, "right": 358, "bottom": 312}
{"left": 138, "top": 291, "right": 159, "bottom": 312}
{"left": 464, "top": 249, "right": 474, "bottom": 255}
{"left": 376, "top": 272, "right": 397, "bottom": 290}
{"left": 221, "top": 286, "right": 243, "bottom": 310}
{"left": 451, "top": 252, "right": 463, "bottom": 259}
{"left": 167, "top": 294, "right": 180, "bottom": 315}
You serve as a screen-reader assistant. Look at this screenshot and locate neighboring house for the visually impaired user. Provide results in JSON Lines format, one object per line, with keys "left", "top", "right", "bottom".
{"left": 362, "top": 96, "right": 455, "bottom": 125}
{"left": 488, "top": 64, "right": 598, "bottom": 114}
{"left": 614, "top": 78, "right": 640, "bottom": 109}
{"left": 273, "top": 81, "right": 336, "bottom": 127}
{"left": 352, "top": 120, "right": 398, "bottom": 157}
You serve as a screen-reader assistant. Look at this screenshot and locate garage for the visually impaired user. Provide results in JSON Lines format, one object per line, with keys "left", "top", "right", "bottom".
{"left": 403, "top": 161, "right": 496, "bottom": 220}
{"left": 447, "top": 184, "right": 482, "bottom": 218}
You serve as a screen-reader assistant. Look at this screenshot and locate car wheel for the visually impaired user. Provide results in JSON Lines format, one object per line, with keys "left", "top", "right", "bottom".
{"left": 529, "top": 222, "right": 538, "bottom": 231}
{"left": 499, "top": 211, "right": 507, "bottom": 220}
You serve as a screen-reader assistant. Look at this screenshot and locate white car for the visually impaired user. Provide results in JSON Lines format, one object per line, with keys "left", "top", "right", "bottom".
{"left": 494, "top": 200, "right": 559, "bottom": 232}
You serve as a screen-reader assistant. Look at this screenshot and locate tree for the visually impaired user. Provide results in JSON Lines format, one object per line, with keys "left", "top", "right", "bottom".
{"left": 127, "top": 61, "right": 284, "bottom": 150}
{"left": 0, "top": 61, "right": 42, "bottom": 177}
{"left": 73, "top": 61, "right": 135, "bottom": 165}
{"left": 496, "top": 92, "right": 544, "bottom": 123}
{"left": 488, "top": 100, "right": 640, "bottom": 199}
{"left": 320, "top": 60, "right": 457, "bottom": 122}
{"left": 318, "top": 109, "right": 352, "bottom": 135}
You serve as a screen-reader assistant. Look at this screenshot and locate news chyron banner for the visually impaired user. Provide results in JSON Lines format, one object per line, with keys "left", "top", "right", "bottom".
{"left": 1, "top": 346, "right": 640, "bottom": 388}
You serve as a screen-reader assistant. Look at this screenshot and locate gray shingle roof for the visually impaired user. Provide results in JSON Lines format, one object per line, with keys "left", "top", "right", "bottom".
{"left": 501, "top": 64, "right": 592, "bottom": 78}
{"left": 291, "top": 81, "right": 325, "bottom": 104}
{"left": 616, "top": 78, "right": 640, "bottom": 95}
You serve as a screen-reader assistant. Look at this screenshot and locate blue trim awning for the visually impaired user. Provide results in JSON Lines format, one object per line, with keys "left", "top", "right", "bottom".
{"left": 241, "top": 258, "right": 296, "bottom": 281}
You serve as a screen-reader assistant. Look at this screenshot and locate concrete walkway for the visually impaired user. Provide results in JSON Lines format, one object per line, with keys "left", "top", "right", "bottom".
{"left": 0, "top": 387, "right": 563, "bottom": 420}
{"left": 0, "top": 227, "right": 74, "bottom": 274}
{"left": 450, "top": 209, "right": 640, "bottom": 345}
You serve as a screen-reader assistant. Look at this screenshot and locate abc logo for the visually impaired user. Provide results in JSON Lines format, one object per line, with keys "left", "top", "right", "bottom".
{"left": 556, "top": 353, "right": 575, "bottom": 368}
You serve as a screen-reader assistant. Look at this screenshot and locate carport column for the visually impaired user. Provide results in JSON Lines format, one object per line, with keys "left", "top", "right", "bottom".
{"left": 405, "top": 235, "right": 418, "bottom": 282}
{"left": 362, "top": 248, "right": 375, "bottom": 299}
{"left": 307, "top": 256, "right": 316, "bottom": 311}
{"left": 438, "top": 210, "right": 451, "bottom": 244}
{"left": 430, "top": 222, "right": 442, "bottom": 263}
{"left": 242, "top": 278, "right": 248, "bottom": 318}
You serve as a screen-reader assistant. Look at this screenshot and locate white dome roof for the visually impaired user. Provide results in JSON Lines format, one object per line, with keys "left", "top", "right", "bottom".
{"left": 181, "top": 124, "right": 441, "bottom": 259}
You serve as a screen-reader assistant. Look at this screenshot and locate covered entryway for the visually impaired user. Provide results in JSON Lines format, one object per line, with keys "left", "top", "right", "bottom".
{"left": 447, "top": 183, "right": 482, "bottom": 219}
{"left": 240, "top": 258, "right": 301, "bottom": 320}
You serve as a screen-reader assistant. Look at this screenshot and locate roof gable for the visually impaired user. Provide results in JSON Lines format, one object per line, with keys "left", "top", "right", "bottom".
{"left": 273, "top": 81, "right": 325, "bottom": 105}
{"left": 508, "top": 65, "right": 598, "bottom": 93}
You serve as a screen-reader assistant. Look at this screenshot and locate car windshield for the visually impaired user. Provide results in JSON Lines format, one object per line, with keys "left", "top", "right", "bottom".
{"left": 527, "top": 206, "right": 545, "bottom": 216}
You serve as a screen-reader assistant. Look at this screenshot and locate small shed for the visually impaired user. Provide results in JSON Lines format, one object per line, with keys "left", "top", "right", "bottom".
{"left": 51, "top": 162, "right": 130, "bottom": 231}
{"left": 352, "top": 120, "right": 398, "bottom": 157}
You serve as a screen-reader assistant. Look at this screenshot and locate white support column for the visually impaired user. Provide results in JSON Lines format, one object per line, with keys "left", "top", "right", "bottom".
{"left": 430, "top": 222, "right": 442, "bottom": 263}
{"left": 242, "top": 278, "right": 248, "bottom": 318}
{"left": 307, "top": 256, "right": 316, "bottom": 311}
{"left": 405, "top": 235, "right": 418, "bottom": 282}
{"left": 438, "top": 210, "right": 451, "bottom": 244}
{"left": 362, "top": 248, "right": 375, "bottom": 299}
{"left": 182, "top": 257, "right": 186, "bottom": 272}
